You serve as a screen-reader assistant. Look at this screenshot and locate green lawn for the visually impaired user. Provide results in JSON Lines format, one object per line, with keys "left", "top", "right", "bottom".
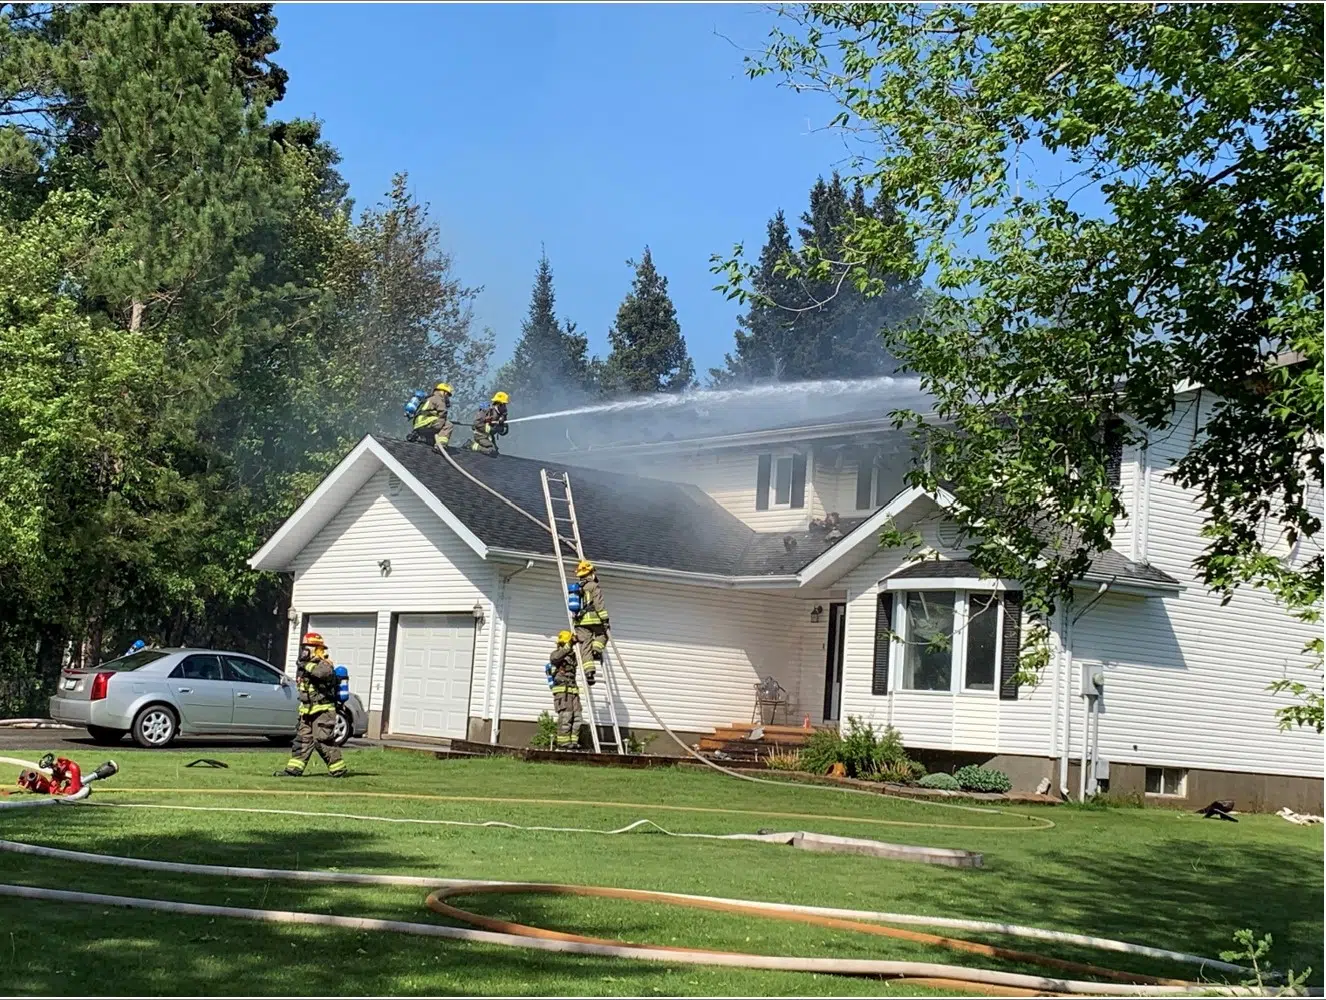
{"left": 0, "top": 747, "right": 1320, "bottom": 996}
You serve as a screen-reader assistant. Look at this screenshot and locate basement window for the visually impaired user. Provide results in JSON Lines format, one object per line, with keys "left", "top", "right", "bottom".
{"left": 1144, "top": 767, "right": 1188, "bottom": 798}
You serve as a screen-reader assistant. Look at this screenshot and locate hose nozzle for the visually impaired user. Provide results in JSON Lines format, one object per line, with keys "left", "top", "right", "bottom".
{"left": 87, "top": 760, "right": 118, "bottom": 783}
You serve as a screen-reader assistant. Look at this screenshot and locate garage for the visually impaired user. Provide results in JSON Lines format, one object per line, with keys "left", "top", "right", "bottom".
{"left": 305, "top": 614, "right": 377, "bottom": 701}
{"left": 388, "top": 614, "right": 475, "bottom": 739}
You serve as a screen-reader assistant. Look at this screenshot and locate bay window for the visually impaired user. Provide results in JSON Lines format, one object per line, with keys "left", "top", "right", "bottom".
{"left": 882, "top": 587, "right": 1020, "bottom": 696}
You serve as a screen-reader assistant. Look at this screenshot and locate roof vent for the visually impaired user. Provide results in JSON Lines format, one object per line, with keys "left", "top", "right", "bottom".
{"left": 936, "top": 522, "right": 962, "bottom": 550}
{"left": 388, "top": 473, "right": 402, "bottom": 495}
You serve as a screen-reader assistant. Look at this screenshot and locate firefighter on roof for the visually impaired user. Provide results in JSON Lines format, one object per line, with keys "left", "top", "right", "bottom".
{"left": 571, "top": 559, "right": 609, "bottom": 686}
{"left": 411, "top": 381, "right": 454, "bottom": 453}
{"left": 469, "top": 391, "right": 510, "bottom": 455}
{"left": 545, "top": 630, "right": 582, "bottom": 749}
{"left": 278, "top": 631, "right": 347, "bottom": 778}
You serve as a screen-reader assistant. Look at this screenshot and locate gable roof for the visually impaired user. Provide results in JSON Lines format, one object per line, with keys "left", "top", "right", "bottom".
{"left": 251, "top": 435, "right": 1179, "bottom": 594}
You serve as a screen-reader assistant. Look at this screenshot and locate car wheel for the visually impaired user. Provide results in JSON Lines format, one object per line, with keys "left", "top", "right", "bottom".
{"left": 131, "top": 705, "right": 178, "bottom": 749}
{"left": 265, "top": 733, "right": 294, "bottom": 746}
{"left": 87, "top": 725, "right": 125, "bottom": 745}
{"left": 332, "top": 709, "right": 351, "bottom": 747}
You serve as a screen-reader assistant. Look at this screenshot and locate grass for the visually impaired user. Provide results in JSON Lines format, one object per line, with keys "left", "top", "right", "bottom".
{"left": 0, "top": 746, "right": 1320, "bottom": 996}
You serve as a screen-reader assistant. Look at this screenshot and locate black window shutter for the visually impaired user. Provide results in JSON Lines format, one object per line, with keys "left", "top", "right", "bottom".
{"left": 856, "top": 462, "right": 874, "bottom": 510}
{"left": 755, "top": 454, "right": 771, "bottom": 511}
{"left": 999, "top": 591, "right": 1023, "bottom": 700}
{"left": 1104, "top": 416, "right": 1124, "bottom": 489}
{"left": 790, "top": 453, "right": 807, "bottom": 509}
{"left": 872, "top": 592, "right": 892, "bottom": 695}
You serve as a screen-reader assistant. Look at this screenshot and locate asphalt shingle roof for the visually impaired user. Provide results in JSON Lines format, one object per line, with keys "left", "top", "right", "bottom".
{"left": 376, "top": 437, "right": 1178, "bottom": 589}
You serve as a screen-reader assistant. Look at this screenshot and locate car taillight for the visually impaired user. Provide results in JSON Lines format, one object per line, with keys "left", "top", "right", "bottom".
{"left": 90, "top": 672, "right": 112, "bottom": 701}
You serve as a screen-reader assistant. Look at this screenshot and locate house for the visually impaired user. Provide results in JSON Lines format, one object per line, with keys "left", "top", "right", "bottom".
{"left": 249, "top": 377, "right": 1322, "bottom": 812}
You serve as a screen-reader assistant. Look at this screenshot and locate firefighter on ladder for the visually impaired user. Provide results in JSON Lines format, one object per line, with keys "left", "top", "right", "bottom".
{"left": 278, "top": 632, "right": 348, "bottom": 778}
{"left": 571, "top": 559, "right": 608, "bottom": 687}
{"left": 545, "top": 630, "right": 582, "bottom": 749}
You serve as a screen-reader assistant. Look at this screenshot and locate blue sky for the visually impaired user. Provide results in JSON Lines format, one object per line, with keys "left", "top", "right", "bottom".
{"left": 272, "top": 3, "right": 851, "bottom": 378}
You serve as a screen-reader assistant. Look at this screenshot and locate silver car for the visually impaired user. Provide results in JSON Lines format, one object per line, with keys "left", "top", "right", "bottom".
{"left": 48, "top": 648, "right": 368, "bottom": 749}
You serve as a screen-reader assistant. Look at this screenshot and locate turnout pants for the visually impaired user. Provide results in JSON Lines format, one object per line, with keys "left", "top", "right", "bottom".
{"left": 412, "top": 420, "right": 454, "bottom": 453}
{"left": 469, "top": 429, "right": 498, "bottom": 455}
{"left": 574, "top": 625, "right": 606, "bottom": 683}
{"left": 553, "top": 691, "right": 583, "bottom": 748}
{"left": 287, "top": 710, "right": 346, "bottom": 775}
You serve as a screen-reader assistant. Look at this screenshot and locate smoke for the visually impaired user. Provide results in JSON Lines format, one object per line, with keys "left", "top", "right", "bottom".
{"left": 503, "top": 374, "right": 935, "bottom": 458}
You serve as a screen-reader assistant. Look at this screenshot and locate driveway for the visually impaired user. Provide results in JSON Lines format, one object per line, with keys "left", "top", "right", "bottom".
{"left": 0, "top": 728, "right": 376, "bottom": 754}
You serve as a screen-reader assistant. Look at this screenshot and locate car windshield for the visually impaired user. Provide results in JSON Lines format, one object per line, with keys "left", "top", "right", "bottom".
{"left": 95, "top": 649, "right": 170, "bottom": 672}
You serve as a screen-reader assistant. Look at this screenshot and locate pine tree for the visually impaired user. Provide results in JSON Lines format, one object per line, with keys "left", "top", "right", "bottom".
{"left": 711, "top": 211, "right": 806, "bottom": 384}
{"left": 602, "top": 248, "right": 694, "bottom": 395}
{"left": 714, "top": 174, "right": 920, "bottom": 383}
{"left": 497, "top": 251, "right": 592, "bottom": 411}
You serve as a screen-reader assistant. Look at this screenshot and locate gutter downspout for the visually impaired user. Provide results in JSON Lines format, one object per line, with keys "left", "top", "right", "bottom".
{"left": 1049, "top": 605, "right": 1064, "bottom": 797}
{"left": 1069, "top": 581, "right": 1113, "bottom": 801}
{"left": 1057, "top": 607, "right": 1072, "bottom": 800}
{"left": 490, "top": 560, "right": 534, "bottom": 745}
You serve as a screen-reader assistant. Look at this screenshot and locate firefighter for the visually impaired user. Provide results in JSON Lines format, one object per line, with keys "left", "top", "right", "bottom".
{"left": 278, "top": 631, "right": 348, "bottom": 778}
{"left": 546, "top": 630, "right": 582, "bottom": 749}
{"left": 572, "top": 559, "right": 608, "bottom": 686}
{"left": 411, "top": 381, "right": 454, "bottom": 453}
{"left": 469, "top": 391, "right": 510, "bottom": 455}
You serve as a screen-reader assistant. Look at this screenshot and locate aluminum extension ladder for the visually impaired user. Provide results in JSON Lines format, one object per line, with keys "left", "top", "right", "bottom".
{"left": 539, "top": 469, "right": 626, "bottom": 754}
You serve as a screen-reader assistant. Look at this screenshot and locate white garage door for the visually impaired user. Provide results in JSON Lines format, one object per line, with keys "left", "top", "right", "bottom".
{"left": 389, "top": 614, "right": 475, "bottom": 739}
{"left": 306, "top": 615, "right": 377, "bottom": 701}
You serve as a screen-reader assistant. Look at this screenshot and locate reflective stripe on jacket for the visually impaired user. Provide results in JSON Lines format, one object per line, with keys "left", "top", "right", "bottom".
{"left": 574, "top": 577, "right": 609, "bottom": 627}
{"left": 548, "top": 643, "right": 578, "bottom": 694}
{"left": 297, "top": 655, "right": 337, "bottom": 715}
{"left": 413, "top": 391, "right": 450, "bottom": 430}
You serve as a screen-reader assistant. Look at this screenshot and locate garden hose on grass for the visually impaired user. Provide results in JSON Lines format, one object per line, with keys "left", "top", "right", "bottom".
{"left": 0, "top": 776, "right": 1262, "bottom": 996}
{"left": 0, "top": 834, "right": 1267, "bottom": 996}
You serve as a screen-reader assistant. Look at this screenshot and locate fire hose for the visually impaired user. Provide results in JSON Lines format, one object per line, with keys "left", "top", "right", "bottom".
{"left": 0, "top": 771, "right": 1270, "bottom": 996}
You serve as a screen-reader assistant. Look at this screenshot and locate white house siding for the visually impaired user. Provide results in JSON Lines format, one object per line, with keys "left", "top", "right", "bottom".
{"left": 624, "top": 449, "right": 819, "bottom": 533}
{"left": 1069, "top": 392, "right": 1322, "bottom": 779}
{"left": 492, "top": 567, "right": 825, "bottom": 734}
{"left": 286, "top": 469, "right": 498, "bottom": 727}
{"left": 835, "top": 509, "right": 1056, "bottom": 757}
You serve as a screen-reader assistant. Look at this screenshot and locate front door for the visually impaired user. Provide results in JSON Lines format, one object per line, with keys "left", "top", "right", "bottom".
{"left": 821, "top": 602, "right": 847, "bottom": 723}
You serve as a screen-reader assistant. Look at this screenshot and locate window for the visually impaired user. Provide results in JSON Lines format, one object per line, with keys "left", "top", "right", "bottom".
{"left": 222, "top": 656, "right": 282, "bottom": 685}
{"left": 855, "top": 462, "right": 890, "bottom": 510}
{"left": 1144, "top": 767, "right": 1188, "bottom": 797}
{"left": 101, "top": 649, "right": 169, "bottom": 672}
{"left": 755, "top": 453, "right": 807, "bottom": 511}
{"left": 901, "top": 591, "right": 956, "bottom": 690}
{"left": 964, "top": 593, "right": 999, "bottom": 692}
{"left": 889, "top": 589, "right": 1021, "bottom": 696}
{"left": 170, "top": 654, "right": 223, "bottom": 681}
{"left": 774, "top": 456, "right": 793, "bottom": 505}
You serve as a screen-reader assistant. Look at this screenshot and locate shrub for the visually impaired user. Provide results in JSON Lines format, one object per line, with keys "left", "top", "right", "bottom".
{"left": 872, "top": 760, "right": 926, "bottom": 784}
{"left": 530, "top": 711, "right": 558, "bottom": 749}
{"left": 799, "top": 727, "right": 845, "bottom": 775}
{"left": 918, "top": 771, "right": 961, "bottom": 791}
{"left": 953, "top": 764, "right": 1012, "bottom": 793}
{"left": 624, "top": 731, "right": 657, "bottom": 755}
{"left": 800, "top": 717, "right": 923, "bottom": 780}
{"left": 763, "top": 749, "right": 802, "bottom": 771}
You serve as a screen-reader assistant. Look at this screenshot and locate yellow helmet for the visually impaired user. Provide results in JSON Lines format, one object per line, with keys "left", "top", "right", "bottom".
{"left": 557, "top": 629, "right": 573, "bottom": 645}
{"left": 435, "top": 382, "right": 453, "bottom": 394}
{"left": 492, "top": 391, "right": 510, "bottom": 405}
{"left": 575, "top": 559, "right": 594, "bottom": 577}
